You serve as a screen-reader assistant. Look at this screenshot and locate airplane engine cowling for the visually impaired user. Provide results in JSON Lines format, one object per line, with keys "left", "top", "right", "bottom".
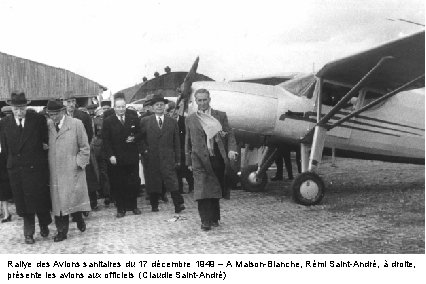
{"left": 189, "top": 82, "right": 280, "bottom": 146}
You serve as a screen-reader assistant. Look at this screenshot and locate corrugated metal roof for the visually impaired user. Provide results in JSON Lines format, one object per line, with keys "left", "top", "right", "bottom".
{"left": 0, "top": 51, "right": 107, "bottom": 101}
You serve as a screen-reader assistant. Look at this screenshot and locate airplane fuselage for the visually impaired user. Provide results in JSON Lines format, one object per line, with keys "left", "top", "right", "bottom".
{"left": 189, "top": 81, "right": 425, "bottom": 164}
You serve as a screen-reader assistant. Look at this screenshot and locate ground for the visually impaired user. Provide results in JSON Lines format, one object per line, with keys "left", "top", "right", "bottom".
{"left": 0, "top": 157, "right": 424, "bottom": 254}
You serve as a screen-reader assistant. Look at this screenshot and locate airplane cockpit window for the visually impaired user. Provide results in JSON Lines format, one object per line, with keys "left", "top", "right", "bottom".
{"left": 321, "top": 83, "right": 351, "bottom": 107}
{"left": 280, "top": 73, "right": 316, "bottom": 98}
{"left": 321, "top": 82, "right": 386, "bottom": 110}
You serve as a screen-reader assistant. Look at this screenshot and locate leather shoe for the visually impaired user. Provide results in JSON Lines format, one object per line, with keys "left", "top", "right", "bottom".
{"left": 132, "top": 208, "right": 142, "bottom": 215}
{"left": 40, "top": 225, "right": 49, "bottom": 237}
{"left": 271, "top": 175, "right": 283, "bottom": 181}
{"left": 211, "top": 221, "right": 219, "bottom": 227}
{"left": 53, "top": 232, "right": 67, "bottom": 242}
{"left": 77, "top": 220, "right": 86, "bottom": 232}
{"left": 201, "top": 222, "right": 211, "bottom": 231}
{"left": 151, "top": 207, "right": 159, "bottom": 212}
{"left": 116, "top": 211, "right": 126, "bottom": 218}
{"left": 175, "top": 205, "right": 185, "bottom": 214}
{"left": 25, "top": 235, "right": 35, "bottom": 244}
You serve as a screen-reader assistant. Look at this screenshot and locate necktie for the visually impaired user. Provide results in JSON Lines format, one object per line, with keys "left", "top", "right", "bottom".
{"left": 158, "top": 117, "right": 163, "bottom": 128}
{"left": 55, "top": 123, "right": 60, "bottom": 132}
{"left": 18, "top": 118, "right": 23, "bottom": 134}
{"left": 119, "top": 115, "right": 124, "bottom": 125}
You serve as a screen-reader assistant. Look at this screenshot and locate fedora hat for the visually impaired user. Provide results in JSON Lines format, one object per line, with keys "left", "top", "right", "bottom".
{"left": 149, "top": 93, "right": 169, "bottom": 106}
{"left": 6, "top": 92, "right": 31, "bottom": 106}
{"left": 86, "top": 104, "right": 98, "bottom": 110}
{"left": 62, "top": 90, "right": 77, "bottom": 101}
{"left": 46, "top": 99, "right": 66, "bottom": 113}
{"left": 1, "top": 106, "right": 12, "bottom": 115}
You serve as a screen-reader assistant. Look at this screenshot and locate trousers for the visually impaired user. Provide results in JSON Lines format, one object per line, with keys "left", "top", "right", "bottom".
{"left": 23, "top": 212, "right": 52, "bottom": 236}
{"left": 54, "top": 212, "right": 83, "bottom": 235}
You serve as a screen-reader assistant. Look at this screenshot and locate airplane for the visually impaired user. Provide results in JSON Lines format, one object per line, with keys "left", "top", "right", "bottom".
{"left": 176, "top": 30, "right": 425, "bottom": 206}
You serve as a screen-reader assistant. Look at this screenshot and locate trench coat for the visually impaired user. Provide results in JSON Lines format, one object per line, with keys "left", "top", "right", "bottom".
{"left": 48, "top": 116, "right": 91, "bottom": 216}
{"left": 140, "top": 115, "right": 180, "bottom": 194}
{"left": 185, "top": 109, "right": 237, "bottom": 201}
{"left": 0, "top": 112, "right": 51, "bottom": 215}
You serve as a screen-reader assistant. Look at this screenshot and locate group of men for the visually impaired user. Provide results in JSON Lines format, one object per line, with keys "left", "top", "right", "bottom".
{"left": 0, "top": 87, "right": 238, "bottom": 245}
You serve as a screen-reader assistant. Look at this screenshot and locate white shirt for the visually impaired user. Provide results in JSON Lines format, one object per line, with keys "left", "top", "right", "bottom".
{"left": 198, "top": 107, "right": 211, "bottom": 116}
{"left": 15, "top": 117, "right": 25, "bottom": 127}
{"left": 116, "top": 113, "right": 125, "bottom": 123}
{"left": 155, "top": 115, "right": 164, "bottom": 127}
{"left": 56, "top": 115, "right": 66, "bottom": 129}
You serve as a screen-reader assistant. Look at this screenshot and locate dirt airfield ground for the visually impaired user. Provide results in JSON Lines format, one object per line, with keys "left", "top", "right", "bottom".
{"left": 270, "top": 156, "right": 425, "bottom": 253}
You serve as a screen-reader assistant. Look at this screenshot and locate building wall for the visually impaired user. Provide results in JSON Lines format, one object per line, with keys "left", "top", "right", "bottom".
{"left": 0, "top": 52, "right": 105, "bottom": 105}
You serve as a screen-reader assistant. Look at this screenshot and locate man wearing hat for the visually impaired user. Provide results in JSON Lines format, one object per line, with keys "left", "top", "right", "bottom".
{"left": 140, "top": 94, "right": 185, "bottom": 213}
{"left": 0, "top": 92, "right": 52, "bottom": 244}
{"left": 46, "top": 99, "right": 91, "bottom": 242}
{"left": 102, "top": 93, "right": 142, "bottom": 217}
{"left": 62, "top": 91, "right": 97, "bottom": 211}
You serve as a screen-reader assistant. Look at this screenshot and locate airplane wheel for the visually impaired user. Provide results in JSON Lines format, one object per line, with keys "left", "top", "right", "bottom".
{"left": 291, "top": 172, "right": 325, "bottom": 205}
{"left": 241, "top": 165, "right": 268, "bottom": 192}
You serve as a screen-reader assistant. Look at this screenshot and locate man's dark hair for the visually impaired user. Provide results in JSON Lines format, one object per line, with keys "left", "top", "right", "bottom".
{"left": 194, "top": 89, "right": 210, "bottom": 98}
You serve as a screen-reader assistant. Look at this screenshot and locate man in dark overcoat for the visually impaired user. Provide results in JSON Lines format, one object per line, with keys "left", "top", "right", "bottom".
{"left": 0, "top": 92, "right": 52, "bottom": 244}
{"left": 62, "top": 91, "right": 97, "bottom": 211}
{"left": 185, "top": 89, "right": 238, "bottom": 231}
{"left": 102, "top": 93, "right": 142, "bottom": 217}
{"left": 140, "top": 94, "right": 185, "bottom": 213}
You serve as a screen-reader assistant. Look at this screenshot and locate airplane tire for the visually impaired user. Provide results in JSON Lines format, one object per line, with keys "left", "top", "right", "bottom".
{"left": 241, "top": 165, "right": 268, "bottom": 192}
{"left": 292, "top": 172, "right": 325, "bottom": 206}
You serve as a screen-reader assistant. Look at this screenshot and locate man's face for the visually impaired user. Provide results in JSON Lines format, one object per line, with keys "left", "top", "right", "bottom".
{"left": 11, "top": 106, "right": 27, "bottom": 119}
{"left": 48, "top": 110, "right": 65, "bottom": 124}
{"left": 152, "top": 101, "right": 165, "bottom": 115}
{"left": 102, "top": 105, "right": 111, "bottom": 112}
{"left": 195, "top": 92, "right": 210, "bottom": 111}
{"left": 63, "top": 99, "right": 76, "bottom": 113}
{"left": 114, "top": 99, "right": 126, "bottom": 116}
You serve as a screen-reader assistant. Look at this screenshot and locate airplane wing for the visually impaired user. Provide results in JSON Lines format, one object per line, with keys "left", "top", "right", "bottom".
{"left": 316, "top": 31, "right": 425, "bottom": 92}
{"left": 231, "top": 73, "right": 300, "bottom": 86}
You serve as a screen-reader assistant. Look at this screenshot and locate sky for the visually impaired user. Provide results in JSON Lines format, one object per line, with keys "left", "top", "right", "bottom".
{"left": 0, "top": 0, "right": 424, "bottom": 96}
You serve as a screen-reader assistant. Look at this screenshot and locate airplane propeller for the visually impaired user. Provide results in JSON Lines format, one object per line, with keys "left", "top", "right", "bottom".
{"left": 175, "top": 56, "right": 199, "bottom": 115}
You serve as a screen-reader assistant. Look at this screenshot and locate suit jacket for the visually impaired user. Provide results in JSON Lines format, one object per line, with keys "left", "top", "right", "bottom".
{"left": 102, "top": 109, "right": 142, "bottom": 166}
{"left": 140, "top": 114, "right": 180, "bottom": 193}
{"left": 185, "top": 108, "right": 237, "bottom": 200}
{"left": 71, "top": 109, "right": 93, "bottom": 142}
{"left": 0, "top": 111, "right": 50, "bottom": 215}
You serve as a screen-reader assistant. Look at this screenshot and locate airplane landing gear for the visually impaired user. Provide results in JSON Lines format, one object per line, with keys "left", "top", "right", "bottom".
{"left": 241, "top": 165, "right": 268, "bottom": 192}
{"left": 291, "top": 172, "right": 325, "bottom": 205}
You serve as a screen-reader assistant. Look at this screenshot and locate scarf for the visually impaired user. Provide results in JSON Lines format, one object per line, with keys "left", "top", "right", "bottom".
{"left": 195, "top": 111, "right": 222, "bottom": 156}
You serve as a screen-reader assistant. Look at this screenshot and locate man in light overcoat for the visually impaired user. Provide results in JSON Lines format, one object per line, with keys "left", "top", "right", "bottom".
{"left": 47, "top": 99, "right": 91, "bottom": 242}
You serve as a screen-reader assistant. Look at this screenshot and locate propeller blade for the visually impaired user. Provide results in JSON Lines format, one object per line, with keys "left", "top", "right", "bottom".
{"left": 175, "top": 56, "right": 199, "bottom": 115}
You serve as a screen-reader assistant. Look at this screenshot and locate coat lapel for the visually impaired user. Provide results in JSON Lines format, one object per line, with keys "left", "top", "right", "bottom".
{"left": 151, "top": 115, "right": 161, "bottom": 135}
{"left": 17, "top": 114, "right": 36, "bottom": 151}
{"left": 57, "top": 116, "right": 71, "bottom": 139}
{"left": 8, "top": 118, "right": 21, "bottom": 148}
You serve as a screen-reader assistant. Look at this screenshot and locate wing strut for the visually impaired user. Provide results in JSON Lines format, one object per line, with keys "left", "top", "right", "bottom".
{"left": 328, "top": 73, "right": 425, "bottom": 130}
{"left": 300, "top": 56, "right": 394, "bottom": 143}
{"left": 317, "top": 56, "right": 393, "bottom": 126}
